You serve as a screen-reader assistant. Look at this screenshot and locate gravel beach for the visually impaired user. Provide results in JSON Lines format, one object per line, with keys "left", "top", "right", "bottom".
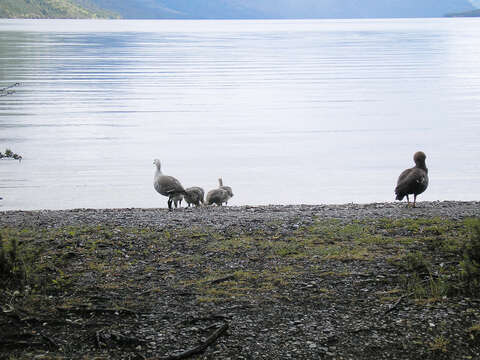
{"left": 1, "top": 201, "right": 480, "bottom": 360}
{"left": 2, "top": 201, "right": 480, "bottom": 229}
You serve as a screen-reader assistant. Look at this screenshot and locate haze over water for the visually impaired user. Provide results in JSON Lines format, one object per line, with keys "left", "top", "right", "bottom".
{"left": 0, "top": 19, "right": 479, "bottom": 210}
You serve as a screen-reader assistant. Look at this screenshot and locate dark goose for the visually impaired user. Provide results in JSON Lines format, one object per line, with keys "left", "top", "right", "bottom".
{"left": 395, "top": 151, "right": 429, "bottom": 207}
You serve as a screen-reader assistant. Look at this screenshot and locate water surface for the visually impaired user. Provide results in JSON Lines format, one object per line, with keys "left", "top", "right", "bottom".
{"left": 1, "top": 19, "right": 479, "bottom": 210}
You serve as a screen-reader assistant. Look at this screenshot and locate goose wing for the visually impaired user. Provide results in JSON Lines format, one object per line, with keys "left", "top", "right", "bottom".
{"left": 395, "top": 168, "right": 428, "bottom": 197}
{"left": 155, "top": 175, "right": 185, "bottom": 196}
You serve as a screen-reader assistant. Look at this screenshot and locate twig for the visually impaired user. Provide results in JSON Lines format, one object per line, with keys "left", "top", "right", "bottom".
{"left": 139, "top": 287, "right": 162, "bottom": 295}
{"left": 209, "top": 275, "right": 235, "bottom": 285}
{"left": 153, "top": 322, "right": 228, "bottom": 360}
{"left": 384, "top": 291, "right": 415, "bottom": 315}
{"left": 95, "top": 330, "right": 105, "bottom": 348}
{"left": 135, "top": 353, "right": 147, "bottom": 360}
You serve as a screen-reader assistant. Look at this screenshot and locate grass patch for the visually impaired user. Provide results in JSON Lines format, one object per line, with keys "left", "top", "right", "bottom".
{"left": 1, "top": 217, "right": 479, "bottom": 313}
{"left": 428, "top": 335, "right": 450, "bottom": 353}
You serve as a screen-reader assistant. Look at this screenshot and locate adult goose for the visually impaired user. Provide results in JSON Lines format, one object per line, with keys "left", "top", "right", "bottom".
{"left": 395, "top": 151, "right": 429, "bottom": 207}
{"left": 153, "top": 159, "right": 186, "bottom": 210}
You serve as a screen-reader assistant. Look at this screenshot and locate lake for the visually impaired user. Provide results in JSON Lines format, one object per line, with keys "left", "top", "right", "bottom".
{"left": 0, "top": 18, "right": 479, "bottom": 210}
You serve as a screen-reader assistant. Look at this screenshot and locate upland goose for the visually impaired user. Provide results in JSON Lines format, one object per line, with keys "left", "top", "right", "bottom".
{"left": 171, "top": 194, "right": 183, "bottom": 208}
{"left": 153, "top": 159, "right": 186, "bottom": 210}
{"left": 395, "top": 151, "right": 429, "bottom": 207}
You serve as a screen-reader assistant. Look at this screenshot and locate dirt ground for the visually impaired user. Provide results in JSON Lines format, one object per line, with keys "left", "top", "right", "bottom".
{"left": 1, "top": 202, "right": 480, "bottom": 359}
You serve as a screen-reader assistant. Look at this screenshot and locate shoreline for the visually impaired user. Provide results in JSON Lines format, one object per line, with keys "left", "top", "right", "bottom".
{"left": 1, "top": 201, "right": 480, "bottom": 229}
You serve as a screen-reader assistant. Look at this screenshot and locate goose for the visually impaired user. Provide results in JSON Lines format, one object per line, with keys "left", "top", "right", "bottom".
{"left": 184, "top": 187, "right": 205, "bottom": 207}
{"left": 153, "top": 159, "right": 187, "bottom": 210}
{"left": 395, "top": 151, "right": 429, "bottom": 207}
{"left": 218, "top": 178, "right": 234, "bottom": 205}
{"left": 206, "top": 188, "right": 230, "bottom": 206}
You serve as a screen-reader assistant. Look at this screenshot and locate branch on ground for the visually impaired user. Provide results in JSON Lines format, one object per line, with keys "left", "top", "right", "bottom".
{"left": 153, "top": 322, "right": 229, "bottom": 360}
{"left": 0, "top": 82, "right": 20, "bottom": 97}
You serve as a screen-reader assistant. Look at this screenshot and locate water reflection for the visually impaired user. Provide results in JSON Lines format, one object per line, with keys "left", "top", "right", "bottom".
{"left": 0, "top": 19, "right": 479, "bottom": 209}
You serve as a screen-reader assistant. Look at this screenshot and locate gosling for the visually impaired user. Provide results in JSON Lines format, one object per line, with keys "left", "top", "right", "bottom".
{"left": 184, "top": 187, "right": 205, "bottom": 207}
{"left": 206, "top": 188, "right": 230, "bottom": 206}
{"left": 218, "top": 178, "right": 234, "bottom": 205}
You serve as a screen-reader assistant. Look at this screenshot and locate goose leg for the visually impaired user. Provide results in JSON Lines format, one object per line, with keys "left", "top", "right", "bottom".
{"left": 413, "top": 194, "right": 417, "bottom": 208}
{"left": 168, "top": 198, "right": 173, "bottom": 210}
{"left": 406, "top": 194, "right": 410, "bottom": 207}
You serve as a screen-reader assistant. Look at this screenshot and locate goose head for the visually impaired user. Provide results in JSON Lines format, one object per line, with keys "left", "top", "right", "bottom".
{"left": 413, "top": 151, "right": 426, "bottom": 165}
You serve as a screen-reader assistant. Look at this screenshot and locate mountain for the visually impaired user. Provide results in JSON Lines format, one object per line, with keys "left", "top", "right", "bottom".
{"left": 84, "top": 0, "right": 476, "bottom": 19}
{"left": 446, "top": 9, "right": 480, "bottom": 17}
{"left": 0, "top": 0, "right": 117, "bottom": 19}
{"left": 79, "top": 0, "right": 265, "bottom": 19}
{"left": 0, "top": 0, "right": 476, "bottom": 19}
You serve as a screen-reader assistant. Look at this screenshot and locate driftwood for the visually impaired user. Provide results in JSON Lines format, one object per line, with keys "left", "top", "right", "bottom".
{"left": 153, "top": 322, "right": 228, "bottom": 360}
{"left": 0, "top": 82, "right": 20, "bottom": 97}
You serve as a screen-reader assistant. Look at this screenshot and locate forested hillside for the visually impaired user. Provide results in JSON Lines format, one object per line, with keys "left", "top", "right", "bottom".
{"left": 0, "top": 0, "right": 117, "bottom": 19}
{"left": 447, "top": 9, "right": 480, "bottom": 16}
{"left": 0, "top": 0, "right": 476, "bottom": 19}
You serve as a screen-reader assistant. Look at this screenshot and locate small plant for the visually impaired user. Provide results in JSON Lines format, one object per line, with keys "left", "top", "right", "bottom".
{"left": 468, "top": 323, "right": 480, "bottom": 343}
{"left": 0, "top": 148, "right": 22, "bottom": 161}
{"left": 0, "top": 234, "right": 23, "bottom": 283}
{"left": 428, "top": 335, "right": 450, "bottom": 353}
{"left": 460, "top": 219, "right": 480, "bottom": 295}
{"left": 400, "top": 251, "right": 430, "bottom": 274}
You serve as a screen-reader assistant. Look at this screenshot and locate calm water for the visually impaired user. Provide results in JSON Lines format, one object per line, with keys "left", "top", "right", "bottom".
{"left": 0, "top": 19, "right": 479, "bottom": 210}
